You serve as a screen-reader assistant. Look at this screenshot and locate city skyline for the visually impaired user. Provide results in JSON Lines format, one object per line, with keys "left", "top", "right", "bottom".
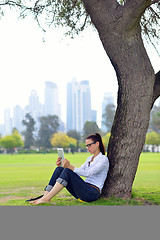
{"left": 1, "top": 10, "right": 159, "bottom": 129}
{"left": 0, "top": 10, "right": 118, "bottom": 127}
{"left": 0, "top": 78, "right": 116, "bottom": 136}
{"left": 67, "top": 79, "right": 97, "bottom": 132}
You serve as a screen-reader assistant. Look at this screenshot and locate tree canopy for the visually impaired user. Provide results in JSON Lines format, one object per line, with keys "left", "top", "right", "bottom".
{"left": 67, "top": 129, "right": 81, "bottom": 148}
{"left": 83, "top": 121, "right": 101, "bottom": 141}
{"left": 0, "top": 128, "right": 24, "bottom": 152}
{"left": 37, "top": 115, "right": 60, "bottom": 148}
{"left": 0, "top": 0, "right": 160, "bottom": 43}
{"left": 145, "top": 131, "right": 160, "bottom": 145}
{"left": 102, "top": 132, "right": 111, "bottom": 150}
{"left": 50, "top": 132, "right": 77, "bottom": 148}
{"left": 22, "top": 113, "right": 35, "bottom": 149}
{"left": 102, "top": 104, "right": 116, "bottom": 133}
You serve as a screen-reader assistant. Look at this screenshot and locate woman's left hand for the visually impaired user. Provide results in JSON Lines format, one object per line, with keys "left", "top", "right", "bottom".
{"left": 62, "top": 159, "right": 71, "bottom": 168}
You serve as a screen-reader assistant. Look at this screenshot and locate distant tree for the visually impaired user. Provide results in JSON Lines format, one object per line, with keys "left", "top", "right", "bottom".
{"left": 22, "top": 113, "right": 35, "bottom": 149}
{"left": 83, "top": 121, "right": 101, "bottom": 141}
{"left": 78, "top": 141, "right": 86, "bottom": 151}
{"left": 102, "top": 133, "right": 111, "bottom": 151}
{"left": 145, "top": 131, "right": 160, "bottom": 146}
{"left": 50, "top": 132, "right": 77, "bottom": 148}
{"left": 37, "top": 115, "right": 60, "bottom": 148}
{"left": 149, "top": 106, "right": 160, "bottom": 133}
{"left": 0, "top": 129, "right": 24, "bottom": 153}
{"left": 12, "top": 128, "right": 24, "bottom": 148}
{"left": 102, "top": 104, "right": 116, "bottom": 133}
{"left": 0, "top": 136, "right": 16, "bottom": 153}
{"left": 67, "top": 130, "right": 81, "bottom": 148}
{"left": 69, "top": 144, "right": 76, "bottom": 154}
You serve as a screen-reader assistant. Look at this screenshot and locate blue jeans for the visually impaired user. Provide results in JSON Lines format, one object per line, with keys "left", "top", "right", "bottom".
{"left": 44, "top": 167, "right": 100, "bottom": 202}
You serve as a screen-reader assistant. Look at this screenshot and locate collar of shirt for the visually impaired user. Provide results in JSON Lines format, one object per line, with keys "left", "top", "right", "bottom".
{"left": 87, "top": 152, "right": 103, "bottom": 166}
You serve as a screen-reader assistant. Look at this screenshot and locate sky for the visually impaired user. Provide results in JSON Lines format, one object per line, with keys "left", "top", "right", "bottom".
{"left": 0, "top": 9, "right": 160, "bottom": 127}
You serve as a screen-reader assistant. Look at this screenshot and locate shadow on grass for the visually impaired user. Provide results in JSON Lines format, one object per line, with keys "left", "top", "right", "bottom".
{"left": 0, "top": 195, "right": 151, "bottom": 206}
{"left": 1, "top": 188, "right": 160, "bottom": 206}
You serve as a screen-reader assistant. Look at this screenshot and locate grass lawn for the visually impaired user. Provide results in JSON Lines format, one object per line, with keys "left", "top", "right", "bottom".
{"left": 0, "top": 152, "right": 160, "bottom": 206}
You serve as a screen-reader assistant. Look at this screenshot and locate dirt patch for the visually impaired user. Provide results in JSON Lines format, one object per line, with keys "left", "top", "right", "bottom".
{"left": 0, "top": 196, "right": 26, "bottom": 203}
{"left": 0, "top": 187, "right": 44, "bottom": 204}
{"left": 135, "top": 197, "right": 158, "bottom": 205}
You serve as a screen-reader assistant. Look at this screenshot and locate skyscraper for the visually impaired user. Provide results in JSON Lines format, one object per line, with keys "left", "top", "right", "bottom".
{"left": 29, "top": 90, "right": 44, "bottom": 119}
{"left": 44, "top": 81, "right": 61, "bottom": 119}
{"left": 28, "top": 90, "right": 44, "bottom": 133}
{"left": 0, "top": 124, "right": 5, "bottom": 136}
{"left": 13, "top": 105, "right": 24, "bottom": 133}
{"left": 67, "top": 79, "right": 96, "bottom": 132}
{"left": 4, "top": 108, "right": 12, "bottom": 135}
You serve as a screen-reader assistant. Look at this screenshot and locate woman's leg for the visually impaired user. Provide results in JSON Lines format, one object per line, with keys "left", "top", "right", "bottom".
{"left": 27, "top": 167, "right": 64, "bottom": 203}
{"left": 31, "top": 168, "right": 99, "bottom": 204}
{"left": 56, "top": 168, "right": 100, "bottom": 202}
{"left": 31, "top": 182, "right": 64, "bottom": 205}
{"left": 30, "top": 167, "right": 64, "bottom": 204}
{"left": 44, "top": 166, "right": 64, "bottom": 192}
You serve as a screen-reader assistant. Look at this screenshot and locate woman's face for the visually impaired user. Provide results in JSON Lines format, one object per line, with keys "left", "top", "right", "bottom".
{"left": 85, "top": 138, "right": 100, "bottom": 154}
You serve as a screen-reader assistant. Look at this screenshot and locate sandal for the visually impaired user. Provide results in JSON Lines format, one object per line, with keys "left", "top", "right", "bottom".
{"left": 25, "top": 194, "right": 44, "bottom": 202}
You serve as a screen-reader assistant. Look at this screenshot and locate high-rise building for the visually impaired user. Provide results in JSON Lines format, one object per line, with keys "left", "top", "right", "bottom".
{"left": 67, "top": 78, "right": 96, "bottom": 132}
{"left": 27, "top": 90, "right": 44, "bottom": 134}
{"left": 44, "top": 81, "right": 61, "bottom": 119}
{"left": 4, "top": 108, "right": 12, "bottom": 135}
{"left": 13, "top": 105, "right": 25, "bottom": 133}
{"left": 29, "top": 90, "right": 44, "bottom": 119}
{"left": 0, "top": 124, "right": 5, "bottom": 136}
{"left": 101, "top": 92, "right": 115, "bottom": 131}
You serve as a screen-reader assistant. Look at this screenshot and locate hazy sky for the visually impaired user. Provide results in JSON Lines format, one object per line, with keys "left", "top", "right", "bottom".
{"left": 0, "top": 10, "right": 160, "bottom": 127}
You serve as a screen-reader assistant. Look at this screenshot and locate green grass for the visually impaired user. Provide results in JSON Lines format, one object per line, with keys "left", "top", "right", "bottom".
{"left": 132, "top": 152, "right": 160, "bottom": 205}
{"left": 0, "top": 152, "right": 160, "bottom": 206}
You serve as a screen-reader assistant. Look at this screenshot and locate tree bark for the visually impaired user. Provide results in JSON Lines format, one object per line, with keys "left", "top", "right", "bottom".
{"left": 83, "top": 0, "right": 159, "bottom": 198}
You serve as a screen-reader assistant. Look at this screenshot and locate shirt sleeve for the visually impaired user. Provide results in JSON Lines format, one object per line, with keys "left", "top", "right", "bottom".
{"left": 74, "top": 156, "right": 109, "bottom": 177}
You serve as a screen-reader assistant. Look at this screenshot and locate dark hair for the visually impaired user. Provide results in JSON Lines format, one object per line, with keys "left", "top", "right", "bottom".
{"left": 86, "top": 132, "right": 106, "bottom": 155}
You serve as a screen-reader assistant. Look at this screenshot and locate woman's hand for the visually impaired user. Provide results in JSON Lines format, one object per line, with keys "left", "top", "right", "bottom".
{"left": 56, "top": 157, "right": 62, "bottom": 167}
{"left": 62, "top": 159, "right": 70, "bottom": 168}
{"left": 62, "top": 159, "right": 75, "bottom": 171}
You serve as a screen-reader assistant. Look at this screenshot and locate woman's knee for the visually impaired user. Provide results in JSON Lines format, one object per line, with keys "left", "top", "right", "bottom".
{"left": 62, "top": 168, "right": 74, "bottom": 176}
{"left": 63, "top": 168, "right": 72, "bottom": 172}
{"left": 55, "top": 166, "right": 64, "bottom": 174}
{"left": 59, "top": 168, "right": 74, "bottom": 181}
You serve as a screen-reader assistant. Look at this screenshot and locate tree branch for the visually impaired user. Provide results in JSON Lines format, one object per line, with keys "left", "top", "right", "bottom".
{"left": 82, "top": 0, "right": 119, "bottom": 12}
{"left": 150, "top": 0, "right": 160, "bottom": 5}
{"left": 123, "top": 0, "right": 152, "bottom": 28}
{"left": 82, "top": 0, "right": 119, "bottom": 21}
{"left": 152, "top": 71, "right": 160, "bottom": 106}
{"left": 0, "top": 0, "right": 49, "bottom": 13}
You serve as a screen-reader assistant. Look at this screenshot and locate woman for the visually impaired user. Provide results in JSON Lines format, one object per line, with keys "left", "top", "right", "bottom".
{"left": 29, "top": 133, "right": 109, "bottom": 205}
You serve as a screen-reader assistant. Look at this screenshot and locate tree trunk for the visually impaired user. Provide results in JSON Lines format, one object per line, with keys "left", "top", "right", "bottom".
{"left": 101, "top": 28, "right": 156, "bottom": 199}
{"left": 83, "top": 0, "right": 156, "bottom": 198}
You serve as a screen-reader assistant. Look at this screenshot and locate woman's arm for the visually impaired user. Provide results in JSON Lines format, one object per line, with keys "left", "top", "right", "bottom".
{"left": 74, "top": 157, "right": 109, "bottom": 177}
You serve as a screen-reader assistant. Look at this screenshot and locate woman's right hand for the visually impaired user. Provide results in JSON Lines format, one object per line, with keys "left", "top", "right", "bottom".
{"left": 56, "top": 157, "right": 62, "bottom": 167}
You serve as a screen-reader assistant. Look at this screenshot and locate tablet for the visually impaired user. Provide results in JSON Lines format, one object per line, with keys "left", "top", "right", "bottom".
{"left": 57, "top": 148, "right": 65, "bottom": 167}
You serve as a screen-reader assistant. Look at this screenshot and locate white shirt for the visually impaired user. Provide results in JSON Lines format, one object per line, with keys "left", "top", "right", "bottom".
{"left": 74, "top": 152, "right": 109, "bottom": 193}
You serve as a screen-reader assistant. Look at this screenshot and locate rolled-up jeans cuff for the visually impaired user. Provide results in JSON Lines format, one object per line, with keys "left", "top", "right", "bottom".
{"left": 44, "top": 185, "right": 53, "bottom": 192}
{"left": 56, "top": 178, "right": 68, "bottom": 187}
